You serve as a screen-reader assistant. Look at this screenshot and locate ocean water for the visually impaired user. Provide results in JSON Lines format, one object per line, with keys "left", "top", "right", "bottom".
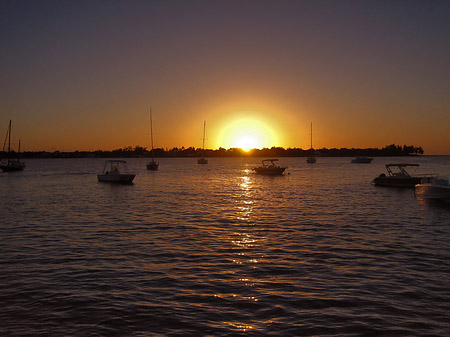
{"left": 1, "top": 156, "right": 449, "bottom": 336}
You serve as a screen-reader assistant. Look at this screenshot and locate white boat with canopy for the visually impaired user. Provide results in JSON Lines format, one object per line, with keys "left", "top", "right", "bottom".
{"left": 373, "top": 163, "right": 432, "bottom": 188}
{"left": 253, "top": 159, "right": 286, "bottom": 175}
{"left": 98, "top": 160, "right": 135, "bottom": 183}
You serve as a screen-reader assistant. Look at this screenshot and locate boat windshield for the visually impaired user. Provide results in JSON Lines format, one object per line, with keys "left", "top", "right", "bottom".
{"left": 262, "top": 159, "right": 279, "bottom": 167}
{"left": 432, "top": 177, "right": 450, "bottom": 186}
{"left": 103, "top": 160, "right": 130, "bottom": 174}
{"left": 385, "top": 164, "right": 418, "bottom": 177}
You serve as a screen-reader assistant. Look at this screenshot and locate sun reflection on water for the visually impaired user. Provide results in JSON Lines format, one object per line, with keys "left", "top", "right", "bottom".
{"left": 210, "top": 171, "right": 265, "bottom": 332}
{"left": 240, "top": 174, "right": 251, "bottom": 189}
{"left": 235, "top": 175, "right": 254, "bottom": 222}
{"left": 231, "top": 233, "right": 256, "bottom": 248}
{"left": 216, "top": 171, "right": 263, "bottom": 331}
{"left": 227, "top": 322, "right": 254, "bottom": 332}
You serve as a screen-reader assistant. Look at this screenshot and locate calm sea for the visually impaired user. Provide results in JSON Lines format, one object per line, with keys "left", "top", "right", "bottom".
{"left": 1, "top": 156, "right": 449, "bottom": 336}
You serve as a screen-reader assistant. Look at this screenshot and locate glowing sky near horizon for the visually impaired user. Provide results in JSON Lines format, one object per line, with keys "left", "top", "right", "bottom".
{"left": 1, "top": 0, "right": 449, "bottom": 154}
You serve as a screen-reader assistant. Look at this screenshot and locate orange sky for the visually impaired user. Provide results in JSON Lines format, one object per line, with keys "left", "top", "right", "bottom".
{"left": 1, "top": 1, "right": 449, "bottom": 154}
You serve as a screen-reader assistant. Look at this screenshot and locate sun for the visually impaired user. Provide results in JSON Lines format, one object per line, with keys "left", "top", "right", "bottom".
{"left": 217, "top": 116, "right": 278, "bottom": 150}
{"left": 236, "top": 136, "right": 258, "bottom": 151}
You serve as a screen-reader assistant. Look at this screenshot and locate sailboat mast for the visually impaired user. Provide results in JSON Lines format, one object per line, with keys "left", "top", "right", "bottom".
{"left": 202, "top": 121, "right": 206, "bottom": 150}
{"left": 310, "top": 122, "right": 313, "bottom": 149}
{"left": 8, "top": 120, "right": 11, "bottom": 153}
{"left": 150, "top": 108, "right": 155, "bottom": 161}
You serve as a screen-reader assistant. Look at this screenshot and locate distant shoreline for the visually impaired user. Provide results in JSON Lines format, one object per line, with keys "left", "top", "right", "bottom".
{"left": 1, "top": 144, "right": 425, "bottom": 159}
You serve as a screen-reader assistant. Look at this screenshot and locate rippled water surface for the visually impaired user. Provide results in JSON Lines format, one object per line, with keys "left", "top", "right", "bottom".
{"left": 1, "top": 156, "right": 450, "bottom": 336}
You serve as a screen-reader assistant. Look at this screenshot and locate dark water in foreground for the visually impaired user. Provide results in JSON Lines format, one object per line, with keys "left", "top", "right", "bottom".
{"left": 1, "top": 156, "right": 450, "bottom": 336}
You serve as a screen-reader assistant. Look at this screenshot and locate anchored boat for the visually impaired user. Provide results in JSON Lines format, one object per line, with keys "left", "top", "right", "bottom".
{"left": 198, "top": 121, "right": 208, "bottom": 164}
{"left": 98, "top": 160, "right": 135, "bottom": 183}
{"left": 415, "top": 177, "right": 450, "bottom": 202}
{"left": 351, "top": 156, "right": 373, "bottom": 163}
{"left": 373, "top": 163, "right": 431, "bottom": 188}
{"left": 146, "top": 109, "right": 159, "bottom": 171}
{"left": 253, "top": 159, "right": 286, "bottom": 175}
{"left": 1, "top": 120, "right": 25, "bottom": 172}
{"left": 306, "top": 122, "right": 316, "bottom": 164}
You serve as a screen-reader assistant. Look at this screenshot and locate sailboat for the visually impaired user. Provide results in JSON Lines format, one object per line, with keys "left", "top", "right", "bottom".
{"left": 146, "top": 109, "right": 159, "bottom": 170}
{"left": 1, "top": 120, "right": 25, "bottom": 172}
{"left": 306, "top": 122, "right": 316, "bottom": 164}
{"left": 197, "top": 121, "right": 208, "bottom": 164}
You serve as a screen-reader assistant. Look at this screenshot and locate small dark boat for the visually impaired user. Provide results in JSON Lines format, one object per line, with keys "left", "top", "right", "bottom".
{"left": 0, "top": 159, "right": 25, "bottom": 172}
{"left": 1, "top": 120, "right": 25, "bottom": 172}
{"left": 306, "top": 122, "right": 316, "bottom": 164}
{"left": 351, "top": 156, "right": 373, "bottom": 163}
{"left": 198, "top": 121, "right": 208, "bottom": 164}
{"left": 146, "top": 161, "right": 159, "bottom": 170}
{"left": 146, "top": 109, "right": 159, "bottom": 171}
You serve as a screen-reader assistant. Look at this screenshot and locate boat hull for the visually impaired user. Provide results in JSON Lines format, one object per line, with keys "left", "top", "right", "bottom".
{"left": 0, "top": 162, "right": 25, "bottom": 172}
{"left": 306, "top": 157, "right": 316, "bottom": 164}
{"left": 146, "top": 162, "right": 159, "bottom": 170}
{"left": 198, "top": 158, "right": 208, "bottom": 164}
{"left": 415, "top": 181, "right": 450, "bottom": 202}
{"left": 351, "top": 157, "right": 373, "bottom": 163}
{"left": 373, "top": 176, "right": 422, "bottom": 188}
{"left": 253, "top": 167, "right": 286, "bottom": 175}
{"left": 97, "top": 173, "right": 135, "bottom": 183}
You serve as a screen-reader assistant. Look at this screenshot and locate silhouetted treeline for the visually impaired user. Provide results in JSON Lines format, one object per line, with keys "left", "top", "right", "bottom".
{"left": 1, "top": 143, "right": 424, "bottom": 159}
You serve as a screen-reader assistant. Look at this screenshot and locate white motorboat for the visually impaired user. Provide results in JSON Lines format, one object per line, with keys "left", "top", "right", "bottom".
{"left": 351, "top": 156, "right": 373, "bottom": 163}
{"left": 415, "top": 177, "right": 450, "bottom": 202}
{"left": 253, "top": 159, "right": 286, "bottom": 175}
{"left": 98, "top": 160, "right": 135, "bottom": 183}
{"left": 373, "top": 163, "right": 432, "bottom": 188}
{"left": 198, "top": 120, "right": 208, "bottom": 164}
{"left": 1, "top": 120, "right": 25, "bottom": 172}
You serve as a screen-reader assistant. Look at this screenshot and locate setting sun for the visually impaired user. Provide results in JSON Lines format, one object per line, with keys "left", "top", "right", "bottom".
{"left": 236, "top": 136, "right": 258, "bottom": 151}
{"left": 217, "top": 116, "right": 279, "bottom": 150}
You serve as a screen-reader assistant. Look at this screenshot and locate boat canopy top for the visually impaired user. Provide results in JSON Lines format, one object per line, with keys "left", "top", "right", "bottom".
{"left": 385, "top": 163, "right": 420, "bottom": 177}
{"left": 262, "top": 159, "right": 280, "bottom": 166}
{"left": 102, "top": 160, "right": 131, "bottom": 174}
